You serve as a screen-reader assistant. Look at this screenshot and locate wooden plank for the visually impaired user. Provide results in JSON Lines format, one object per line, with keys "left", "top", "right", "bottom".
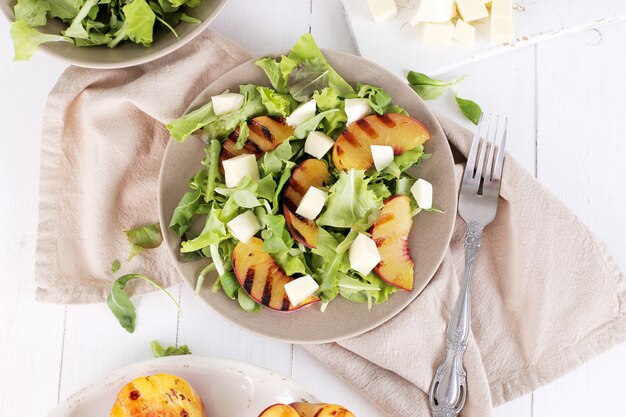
{"left": 311, "top": 0, "right": 358, "bottom": 54}
{"left": 0, "top": 16, "right": 68, "bottom": 416}
{"left": 176, "top": 284, "right": 292, "bottom": 375}
{"left": 59, "top": 286, "right": 181, "bottom": 399}
{"left": 533, "top": 21, "right": 626, "bottom": 417}
{"left": 210, "top": 0, "right": 313, "bottom": 56}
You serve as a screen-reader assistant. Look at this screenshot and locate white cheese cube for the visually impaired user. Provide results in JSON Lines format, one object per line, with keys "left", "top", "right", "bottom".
{"left": 410, "top": 178, "right": 433, "bottom": 209}
{"left": 453, "top": 19, "right": 476, "bottom": 44}
{"left": 367, "top": 0, "right": 398, "bottom": 23}
{"left": 286, "top": 99, "right": 316, "bottom": 127}
{"left": 284, "top": 275, "right": 319, "bottom": 306}
{"left": 490, "top": 0, "right": 512, "bottom": 18}
{"left": 295, "top": 186, "right": 327, "bottom": 220}
{"left": 344, "top": 98, "right": 372, "bottom": 125}
{"left": 222, "top": 154, "right": 260, "bottom": 188}
{"left": 422, "top": 22, "right": 455, "bottom": 47}
{"left": 305, "top": 131, "right": 335, "bottom": 159}
{"left": 409, "top": 0, "right": 456, "bottom": 25}
{"left": 227, "top": 211, "right": 261, "bottom": 243}
{"left": 370, "top": 145, "right": 395, "bottom": 171}
{"left": 491, "top": 15, "right": 513, "bottom": 44}
{"left": 211, "top": 93, "right": 244, "bottom": 116}
{"left": 349, "top": 233, "right": 382, "bottom": 277}
{"left": 455, "top": 0, "right": 489, "bottom": 22}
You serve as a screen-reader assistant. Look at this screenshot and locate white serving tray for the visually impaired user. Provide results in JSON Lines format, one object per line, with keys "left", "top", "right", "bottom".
{"left": 342, "top": 0, "right": 626, "bottom": 75}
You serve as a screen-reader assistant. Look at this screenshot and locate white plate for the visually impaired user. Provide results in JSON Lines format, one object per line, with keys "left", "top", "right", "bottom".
{"left": 342, "top": 0, "right": 626, "bottom": 76}
{"left": 46, "top": 356, "right": 317, "bottom": 417}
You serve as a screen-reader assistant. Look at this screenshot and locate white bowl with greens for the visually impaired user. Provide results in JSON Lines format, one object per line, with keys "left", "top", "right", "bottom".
{"left": 1, "top": 0, "right": 229, "bottom": 67}
{"left": 158, "top": 34, "right": 457, "bottom": 344}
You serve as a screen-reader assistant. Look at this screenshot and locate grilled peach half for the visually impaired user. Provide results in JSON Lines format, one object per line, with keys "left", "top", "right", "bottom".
{"left": 290, "top": 402, "right": 356, "bottom": 417}
{"left": 282, "top": 159, "right": 330, "bottom": 248}
{"left": 332, "top": 113, "right": 430, "bottom": 171}
{"left": 219, "top": 116, "right": 294, "bottom": 170}
{"left": 258, "top": 404, "right": 300, "bottom": 417}
{"left": 233, "top": 237, "right": 320, "bottom": 311}
{"left": 370, "top": 195, "right": 415, "bottom": 291}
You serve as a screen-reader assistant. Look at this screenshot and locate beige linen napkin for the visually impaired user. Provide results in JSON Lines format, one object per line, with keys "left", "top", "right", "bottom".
{"left": 35, "top": 29, "right": 626, "bottom": 417}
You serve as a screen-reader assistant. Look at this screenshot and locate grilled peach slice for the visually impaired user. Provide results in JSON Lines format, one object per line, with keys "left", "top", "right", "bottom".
{"left": 219, "top": 116, "right": 294, "bottom": 170}
{"left": 258, "top": 404, "right": 300, "bottom": 417}
{"left": 233, "top": 237, "right": 320, "bottom": 311}
{"left": 282, "top": 159, "right": 330, "bottom": 248}
{"left": 332, "top": 113, "right": 430, "bottom": 171}
{"left": 370, "top": 195, "right": 414, "bottom": 291}
{"left": 290, "top": 402, "right": 356, "bottom": 417}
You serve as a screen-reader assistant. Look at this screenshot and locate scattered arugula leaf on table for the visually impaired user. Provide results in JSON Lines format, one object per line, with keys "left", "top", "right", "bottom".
{"left": 151, "top": 340, "right": 191, "bottom": 357}
{"left": 111, "top": 259, "right": 121, "bottom": 273}
{"left": 125, "top": 223, "right": 163, "bottom": 261}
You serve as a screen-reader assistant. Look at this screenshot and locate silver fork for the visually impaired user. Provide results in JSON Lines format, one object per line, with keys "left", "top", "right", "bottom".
{"left": 429, "top": 114, "right": 508, "bottom": 417}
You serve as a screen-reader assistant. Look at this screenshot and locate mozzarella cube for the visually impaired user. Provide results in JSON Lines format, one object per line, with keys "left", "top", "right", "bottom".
{"left": 453, "top": 19, "right": 476, "bottom": 44}
{"left": 344, "top": 98, "right": 372, "bottom": 125}
{"left": 285, "top": 275, "right": 319, "bottom": 306}
{"left": 370, "top": 145, "right": 395, "bottom": 171}
{"left": 295, "top": 186, "right": 327, "bottom": 220}
{"left": 227, "top": 211, "right": 261, "bottom": 243}
{"left": 409, "top": 0, "right": 456, "bottom": 25}
{"left": 455, "top": 0, "right": 489, "bottom": 22}
{"left": 222, "top": 154, "right": 259, "bottom": 188}
{"left": 305, "top": 131, "right": 335, "bottom": 159}
{"left": 211, "top": 93, "right": 244, "bottom": 116}
{"left": 349, "top": 233, "right": 382, "bottom": 277}
{"left": 490, "top": 0, "right": 512, "bottom": 18}
{"left": 367, "top": 0, "right": 398, "bottom": 23}
{"left": 422, "top": 22, "right": 455, "bottom": 47}
{"left": 286, "top": 99, "right": 316, "bottom": 127}
{"left": 410, "top": 178, "right": 433, "bottom": 209}
{"left": 491, "top": 15, "right": 513, "bottom": 44}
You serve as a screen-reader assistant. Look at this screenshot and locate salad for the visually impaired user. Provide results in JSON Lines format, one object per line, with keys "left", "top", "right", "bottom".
{"left": 10, "top": 0, "right": 202, "bottom": 61}
{"left": 166, "top": 34, "right": 436, "bottom": 313}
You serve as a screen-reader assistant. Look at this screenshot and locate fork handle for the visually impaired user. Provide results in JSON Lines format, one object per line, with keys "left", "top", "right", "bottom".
{"left": 429, "top": 221, "right": 483, "bottom": 417}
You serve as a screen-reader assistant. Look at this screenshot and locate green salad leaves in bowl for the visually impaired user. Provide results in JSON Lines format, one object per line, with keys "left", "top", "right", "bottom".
{"left": 2, "top": 0, "right": 229, "bottom": 66}
{"left": 159, "top": 34, "right": 457, "bottom": 343}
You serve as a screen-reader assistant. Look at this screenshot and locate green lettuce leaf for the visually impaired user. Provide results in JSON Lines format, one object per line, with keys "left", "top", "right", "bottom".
{"left": 381, "top": 145, "right": 428, "bottom": 178}
{"left": 288, "top": 33, "right": 355, "bottom": 98}
{"left": 169, "top": 189, "right": 201, "bottom": 236}
{"left": 255, "top": 57, "right": 288, "bottom": 93}
{"left": 313, "top": 87, "right": 347, "bottom": 136}
{"left": 203, "top": 84, "right": 266, "bottom": 140}
{"left": 294, "top": 109, "right": 339, "bottom": 139}
{"left": 237, "top": 287, "right": 261, "bottom": 313}
{"left": 181, "top": 207, "right": 228, "bottom": 252}
{"left": 204, "top": 139, "right": 221, "bottom": 202}
{"left": 49, "top": 0, "right": 81, "bottom": 21}
{"left": 11, "top": 20, "right": 72, "bottom": 61}
{"left": 287, "top": 59, "right": 329, "bottom": 102}
{"left": 123, "top": 0, "right": 156, "bottom": 46}
{"left": 357, "top": 83, "right": 392, "bottom": 115}
{"left": 261, "top": 213, "right": 290, "bottom": 253}
{"left": 14, "top": 0, "right": 50, "bottom": 27}
{"left": 167, "top": 100, "right": 216, "bottom": 143}
{"left": 63, "top": 0, "right": 98, "bottom": 39}
{"left": 257, "top": 86, "right": 295, "bottom": 117}
{"left": 318, "top": 170, "right": 382, "bottom": 228}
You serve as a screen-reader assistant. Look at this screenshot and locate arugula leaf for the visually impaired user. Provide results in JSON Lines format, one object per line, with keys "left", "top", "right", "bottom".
{"left": 455, "top": 95, "right": 482, "bottom": 125}
{"left": 195, "top": 261, "right": 215, "bottom": 293}
{"left": 407, "top": 71, "right": 465, "bottom": 100}
{"left": 237, "top": 287, "right": 261, "bottom": 313}
{"left": 213, "top": 271, "right": 240, "bottom": 299}
{"left": 273, "top": 251, "right": 309, "bottom": 276}
{"left": 255, "top": 57, "right": 288, "bottom": 93}
{"left": 107, "top": 274, "right": 180, "bottom": 333}
{"left": 234, "top": 120, "right": 249, "bottom": 150}
{"left": 167, "top": 101, "right": 216, "bottom": 143}
{"left": 10, "top": 20, "right": 72, "bottom": 61}
{"left": 180, "top": 13, "right": 201, "bottom": 23}
{"left": 313, "top": 88, "right": 347, "bottom": 136}
{"left": 125, "top": 223, "right": 163, "bottom": 261}
{"left": 261, "top": 213, "right": 291, "bottom": 253}
{"left": 317, "top": 170, "right": 382, "bottom": 228}
{"left": 381, "top": 145, "right": 427, "bottom": 178}
{"left": 287, "top": 60, "right": 330, "bottom": 102}
{"left": 151, "top": 340, "right": 191, "bottom": 357}
{"left": 294, "top": 109, "right": 339, "bottom": 139}
{"left": 181, "top": 207, "right": 228, "bottom": 252}
{"left": 204, "top": 139, "right": 221, "bottom": 202}
{"left": 169, "top": 189, "right": 201, "bottom": 236}
{"left": 203, "top": 84, "right": 266, "bottom": 140}
{"left": 357, "top": 83, "right": 392, "bottom": 114}
{"left": 256, "top": 175, "right": 277, "bottom": 201}
{"left": 14, "top": 0, "right": 50, "bottom": 27}
{"left": 288, "top": 33, "right": 355, "bottom": 97}
{"left": 111, "top": 259, "right": 121, "bottom": 273}
{"left": 257, "top": 86, "right": 295, "bottom": 117}
{"left": 260, "top": 140, "right": 294, "bottom": 175}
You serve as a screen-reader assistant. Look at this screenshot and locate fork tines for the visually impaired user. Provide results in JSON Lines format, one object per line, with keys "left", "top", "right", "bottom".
{"left": 463, "top": 113, "right": 507, "bottom": 191}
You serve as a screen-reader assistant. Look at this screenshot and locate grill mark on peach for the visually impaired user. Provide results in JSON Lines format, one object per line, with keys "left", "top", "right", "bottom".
{"left": 377, "top": 114, "right": 396, "bottom": 128}
{"left": 356, "top": 119, "right": 377, "bottom": 138}
{"left": 249, "top": 119, "right": 274, "bottom": 141}
{"left": 288, "top": 179, "right": 308, "bottom": 196}
{"left": 290, "top": 220, "right": 307, "bottom": 242}
{"left": 374, "top": 213, "right": 395, "bottom": 227}
{"left": 335, "top": 145, "right": 344, "bottom": 156}
{"left": 283, "top": 198, "right": 298, "bottom": 213}
{"left": 342, "top": 130, "right": 358, "bottom": 145}
{"left": 129, "top": 390, "right": 140, "bottom": 400}
{"left": 244, "top": 139, "right": 262, "bottom": 153}
{"left": 281, "top": 297, "right": 290, "bottom": 311}
{"left": 261, "top": 275, "right": 273, "bottom": 306}
{"left": 244, "top": 267, "right": 255, "bottom": 293}
{"left": 374, "top": 237, "right": 386, "bottom": 247}
{"left": 220, "top": 147, "right": 236, "bottom": 160}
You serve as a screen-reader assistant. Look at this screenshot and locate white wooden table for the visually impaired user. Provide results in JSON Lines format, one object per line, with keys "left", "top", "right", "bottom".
{"left": 1, "top": 1, "right": 625, "bottom": 416}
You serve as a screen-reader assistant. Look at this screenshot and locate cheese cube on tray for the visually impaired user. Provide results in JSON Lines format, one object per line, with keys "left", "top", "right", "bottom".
{"left": 491, "top": 16, "right": 513, "bottom": 44}
{"left": 410, "top": 0, "right": 456, "bottom": 25}
{"left": 367, "top": 0, "right": 398, "bottom": 23}
{"left": 422, "top": 22, "right": 455, "bottom": 47}
{"left": 453, "top": 19, "right": 476, "bottom": 45}
{"left": 456, "top": 0, "right": 489, "bottom": 22}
